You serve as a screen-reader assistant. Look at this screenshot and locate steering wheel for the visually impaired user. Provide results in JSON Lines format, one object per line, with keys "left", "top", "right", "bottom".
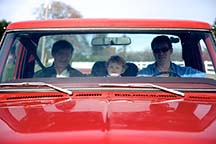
{"left": 153, "top": 71, "right": 181, "bottom": 77}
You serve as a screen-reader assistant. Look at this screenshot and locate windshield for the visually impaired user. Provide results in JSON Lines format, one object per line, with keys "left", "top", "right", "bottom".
{"left": 0, "top": 29, "right": 215, "bottom": 82}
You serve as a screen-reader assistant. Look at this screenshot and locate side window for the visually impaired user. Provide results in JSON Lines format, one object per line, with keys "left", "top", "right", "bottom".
{"left": 200, "top": 39, "right": 215, "bottom": 74}
{"left": 35, "top": 36, "right": 54, "bottom": 73}
{"left": 2, "top": 37, "right": 36, "bottom": 81}
{"left": 2, "top": 40, "right": 19, "bottom": 81}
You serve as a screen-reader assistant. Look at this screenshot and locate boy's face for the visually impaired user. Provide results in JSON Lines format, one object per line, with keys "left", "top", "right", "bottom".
{"left": 107, "top": 62, "right": 124, "bottom": 77}
{"left": 53, "top": 48, "right": 72, "bottom": 72}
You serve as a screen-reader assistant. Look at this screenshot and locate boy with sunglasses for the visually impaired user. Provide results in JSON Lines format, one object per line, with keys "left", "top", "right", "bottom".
{"left": 137, "top": 35, "right": 206, "bottom": 77}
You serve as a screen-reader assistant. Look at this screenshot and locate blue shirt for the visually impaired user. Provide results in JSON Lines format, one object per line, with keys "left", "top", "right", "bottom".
{"left": 137, "top": 62, "right": 206, "bottom": 77}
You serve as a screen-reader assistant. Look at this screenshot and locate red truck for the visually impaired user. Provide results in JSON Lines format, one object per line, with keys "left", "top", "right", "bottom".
{"left": 0, "top": 19, "right": 216, "bottom": 144}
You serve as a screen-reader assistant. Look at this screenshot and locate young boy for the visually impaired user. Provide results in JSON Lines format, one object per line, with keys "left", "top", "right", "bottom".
{"left": 106, "top": 55, "right": 127, "bottom": 77}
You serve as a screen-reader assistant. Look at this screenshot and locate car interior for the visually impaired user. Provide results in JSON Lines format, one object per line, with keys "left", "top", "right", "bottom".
{"left": 0, "top": 30, "right": 215, "bottom": 82}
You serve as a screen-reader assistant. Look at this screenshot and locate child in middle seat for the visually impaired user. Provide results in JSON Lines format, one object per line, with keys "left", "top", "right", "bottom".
{"left": 106, "top": 55, "right": 127, "bottom": 77}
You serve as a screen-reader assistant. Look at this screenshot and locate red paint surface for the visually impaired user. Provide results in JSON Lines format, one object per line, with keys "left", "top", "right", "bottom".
{"left": 0, "top": 91, "right": 216, "bottom": 144}
{"left": 7, "top": 19, "right": 211, "bottom": 30}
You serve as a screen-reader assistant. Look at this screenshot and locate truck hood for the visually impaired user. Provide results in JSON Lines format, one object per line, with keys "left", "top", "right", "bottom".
{"left": 0, "top": 96, "right": 216, "bottom": 144}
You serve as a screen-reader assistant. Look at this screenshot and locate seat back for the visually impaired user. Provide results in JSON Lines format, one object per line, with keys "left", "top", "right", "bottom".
{"left": 122, "top": 62, "right": 138, "bottom": 76}
{"left": 91, "top": 61, "right": 108, "bottom": 76}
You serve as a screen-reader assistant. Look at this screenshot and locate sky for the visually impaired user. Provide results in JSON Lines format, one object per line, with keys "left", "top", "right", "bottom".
{"left": 0, "top": 0, "right": 215, "bottom": 25}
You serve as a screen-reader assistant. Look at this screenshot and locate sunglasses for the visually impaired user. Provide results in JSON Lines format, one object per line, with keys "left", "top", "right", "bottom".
{"left": 153, "top": 47, "right": 170, "bottom": 53}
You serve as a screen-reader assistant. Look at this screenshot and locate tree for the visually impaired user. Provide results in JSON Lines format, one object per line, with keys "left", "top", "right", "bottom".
{"left": 34, "top": 1, "right": 82, "bottom": 20}
{"left": 213, "top": 18, "right": 216, "bottom": 36}
{"left": 34, "top": 1, "right": 89, "bottom": 63}
{"left": 0, "top": 19, "right": 11, "bottom": 40}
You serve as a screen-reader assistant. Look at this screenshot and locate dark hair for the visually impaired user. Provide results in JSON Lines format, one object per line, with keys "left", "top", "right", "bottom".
{"left": 107, "top": 55, "right": 127, "bottom": 69}
{"left": 51, "top": 40, "right": 74, "bottom": 56}
{"left": 151, "top": 35, "right": 172, "bottom": 49}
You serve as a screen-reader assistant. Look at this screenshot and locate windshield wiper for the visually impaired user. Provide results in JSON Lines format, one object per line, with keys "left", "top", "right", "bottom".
{"left": 0, "top": 82, "right": 72, "bottom": 95}
{"left": 98, "top": 83, "right": 184, "bottom": 97}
